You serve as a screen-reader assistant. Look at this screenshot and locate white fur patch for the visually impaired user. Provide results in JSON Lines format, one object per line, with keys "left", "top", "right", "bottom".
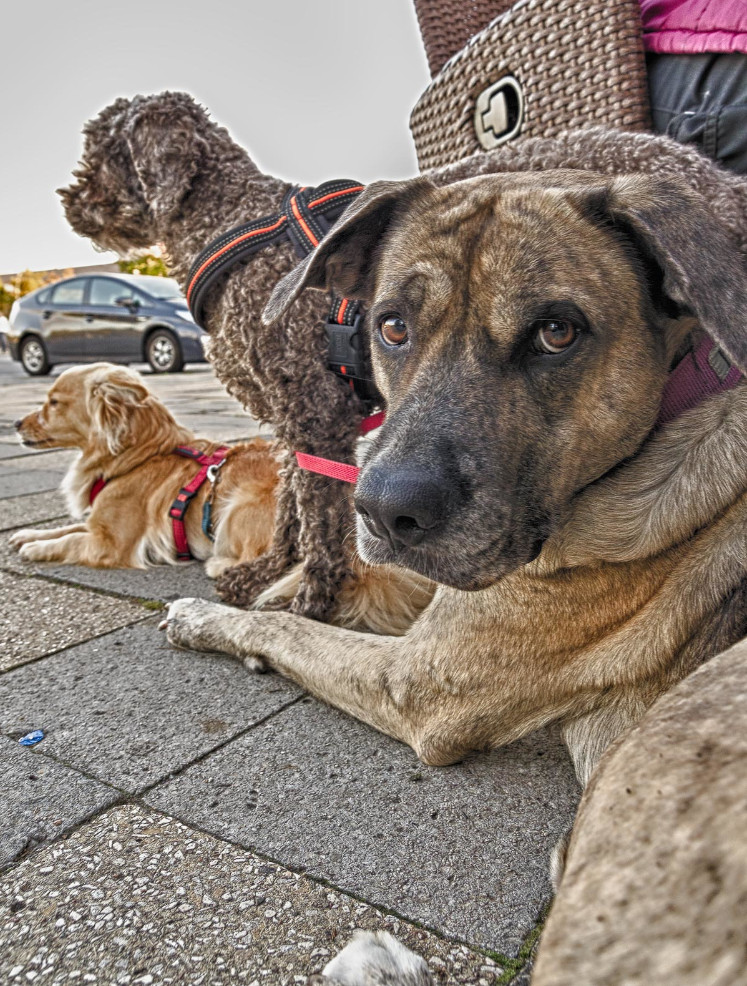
{"left": 323, "top": 931, "right": 433, "bottom": 985}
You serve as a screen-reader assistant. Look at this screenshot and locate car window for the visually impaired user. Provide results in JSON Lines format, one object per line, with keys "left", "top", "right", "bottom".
{"left": 89, "top": 278, "right": 141, "bottom": 306}
{"left": 141, "top": 277, "right": 182, "bottom": 300}
{"left": 50, "top": 280, "right": 87, "bottom": 305}
{"left": 36, "top": 287, "right": 51, "bottom": 304}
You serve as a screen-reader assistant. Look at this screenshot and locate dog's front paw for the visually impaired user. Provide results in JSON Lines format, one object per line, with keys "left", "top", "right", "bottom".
{"left": 10, "top": 529, "right": 40, "bottom": 551}
{"left": 159, "top": 597, "right": 266, "bottom": 672}
{"left": 18, "top": 540, "right": 52, "bottom": 562}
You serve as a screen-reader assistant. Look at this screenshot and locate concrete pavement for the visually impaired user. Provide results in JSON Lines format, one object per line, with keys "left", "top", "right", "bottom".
{"left": 0, "top": 355, "right": 580, "bottom": 984}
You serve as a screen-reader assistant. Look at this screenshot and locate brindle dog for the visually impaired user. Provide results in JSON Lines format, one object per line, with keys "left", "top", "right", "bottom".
{"left": 162, "top": 171, "right": 747, "bottom": 786}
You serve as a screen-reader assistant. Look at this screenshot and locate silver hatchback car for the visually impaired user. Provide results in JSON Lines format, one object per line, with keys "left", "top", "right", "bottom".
{"left": 8, "top": 272, "right": 207, "bottom": 375}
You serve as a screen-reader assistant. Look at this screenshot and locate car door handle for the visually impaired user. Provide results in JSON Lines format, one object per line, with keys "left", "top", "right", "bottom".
{"left": 42, "top": 310, "right": 51, "bottom": 319}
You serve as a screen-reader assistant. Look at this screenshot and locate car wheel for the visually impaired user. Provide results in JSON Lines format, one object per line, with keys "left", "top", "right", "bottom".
{"left": 146, "top": 329, "right": 184, "bottom": 373}
{"left": 19, "top": 337, "right": 51, "bottom": 376}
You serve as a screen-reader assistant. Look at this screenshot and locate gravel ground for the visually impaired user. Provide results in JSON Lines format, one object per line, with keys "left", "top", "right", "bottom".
{"left": 0, "top": 805, "right": 506, "bottom": 986}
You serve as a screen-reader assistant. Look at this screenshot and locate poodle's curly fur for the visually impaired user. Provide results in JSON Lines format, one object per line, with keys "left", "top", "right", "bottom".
{"left": 60, "top": 93, "right": 747, "bottom": 619}
{"left": 60, "top": 92, "right": 365, "bottom": 619}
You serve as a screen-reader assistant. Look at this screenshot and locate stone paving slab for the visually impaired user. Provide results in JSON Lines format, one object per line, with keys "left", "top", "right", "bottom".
{"left": 0, "top": 805, "right": 506, "bottom": 986}
{"left": 0, "top": 523, "right": 219, "bottom": 602}
{"left": 0, "top": 492, "right": 67, "bottom": 531}
{"left": 0, "top": 622, "right": 302, "bottom": 793}
{"left": 146, "top": 697, "right": 580, "bottom": 956}
{"left": 0, "top": 443, "right": 56, "bottom": 460}
{"left": 0, "top": 467, "right": 67, "bottom": 498}
{"left": 1, "top": 449, "right": 77, "bottom": 472}
{"left": 0, "top": 570, "right": 148, "bottom": 672}
{"left": 0, "top": 736, "right": 120, "bottom": 869}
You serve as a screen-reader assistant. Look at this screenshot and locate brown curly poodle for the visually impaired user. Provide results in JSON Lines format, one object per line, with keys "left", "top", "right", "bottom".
{"left": 58, "top": 91, "right": 408, "bottom": 623}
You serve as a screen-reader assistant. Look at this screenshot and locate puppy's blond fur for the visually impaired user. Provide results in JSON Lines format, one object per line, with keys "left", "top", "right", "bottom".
{"left": 12, "top": 364, "right": 278, "bottom": 575}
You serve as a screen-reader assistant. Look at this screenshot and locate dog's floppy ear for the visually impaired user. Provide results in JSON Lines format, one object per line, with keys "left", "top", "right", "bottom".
{"left": 575, "top": 175, "right": 747, "bottom": 373}
{"left": 125, "top": 92, "right": 208, "bottom": 224}
{"left": 263, "top": 177, "right": 436, "bottom": 324}
{"left": 87, "top": 366, "right": 150, "bottom": 454}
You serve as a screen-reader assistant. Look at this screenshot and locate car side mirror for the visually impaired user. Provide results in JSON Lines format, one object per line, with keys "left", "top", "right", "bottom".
{"left": 116, "top": 296, "right": 140, "bottom": 310}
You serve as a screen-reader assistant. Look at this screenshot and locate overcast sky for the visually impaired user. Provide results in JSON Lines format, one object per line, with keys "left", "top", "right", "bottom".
{"left": 1, "top": 1, "right": 431, "bottom": 274}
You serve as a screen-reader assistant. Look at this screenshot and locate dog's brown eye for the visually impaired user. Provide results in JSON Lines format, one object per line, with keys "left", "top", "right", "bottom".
{"left": 48, "top": 399, "right": 58, "bottom": 407}
{"left": 379, "top": 315, "right": 408, "bottom": 347}
{"left": 534, "top": 319, "right": 578, "bottom": 354}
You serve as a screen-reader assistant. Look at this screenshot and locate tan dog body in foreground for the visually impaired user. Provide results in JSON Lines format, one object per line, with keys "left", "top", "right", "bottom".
{"left": 12, "top": 364, "right": 277, "bottom": 575}
{"left": 164, "top": 171, "right": 747, "bottom": 786}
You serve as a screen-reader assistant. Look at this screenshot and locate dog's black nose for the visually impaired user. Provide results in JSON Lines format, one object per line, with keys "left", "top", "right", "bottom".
{"left": 355, "top": 465, "right": 449, "bottom": 549}
{"left": 14, "top": 420, "right": 23, "bottom": 430}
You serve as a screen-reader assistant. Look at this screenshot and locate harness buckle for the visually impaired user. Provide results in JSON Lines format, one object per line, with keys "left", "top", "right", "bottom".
{"left": 169, "top": 489, "right": 195, "bottom": 521}
{"left": 325, "top": 314, "right": 378, "bottom": 404}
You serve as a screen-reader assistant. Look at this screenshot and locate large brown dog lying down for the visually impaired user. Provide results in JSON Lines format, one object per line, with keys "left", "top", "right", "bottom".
{"left": 163, "top": 171, "right": 747, "bottom": 791}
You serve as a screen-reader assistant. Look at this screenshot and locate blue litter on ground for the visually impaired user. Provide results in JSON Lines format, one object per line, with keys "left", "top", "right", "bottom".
{"left": 18, "top": 730, "right": 44, "bottom": 747}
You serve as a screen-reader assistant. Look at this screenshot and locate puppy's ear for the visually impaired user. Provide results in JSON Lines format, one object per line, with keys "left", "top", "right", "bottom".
{"left": 125, "top": 92, "right": 208, "bottom": 224}
{"left": 263, "top": 177, "right": 436, "bottom": 324}
{"left": 574, "top": 175, "right": 747, "bottom": 373}
{"left": 87, "top": 367, "right": 149, "bottom": 454}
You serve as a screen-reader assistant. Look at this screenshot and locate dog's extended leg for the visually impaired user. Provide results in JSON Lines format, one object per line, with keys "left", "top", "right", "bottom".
{"left": 10, "top": 524, "right": 87, "bottom": 549}
{"left": 163, "top": 597, "right": 429, "bottom": 751}
{"left": 17, "top": 529, "right": 135, "bottom": 567}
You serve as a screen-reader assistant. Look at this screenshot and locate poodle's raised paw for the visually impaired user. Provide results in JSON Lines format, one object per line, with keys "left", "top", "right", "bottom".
{"left": 321, "top": 931, "right": 433, "bottom": 986}
{"left": 159, "top": 597, "right": 266, "bottom": 672}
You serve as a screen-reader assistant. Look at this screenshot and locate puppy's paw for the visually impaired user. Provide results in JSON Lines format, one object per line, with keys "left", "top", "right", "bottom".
{"left": 18, "top": 540, "right": 54, "bottom": 562}
{"left": 10, "top": 529, "right": 41, "bottom": 550}
{"left": 322, "top": 931, "right": 433, "bottom": 986}
{"left": 204, "top": 556, "right": 233, "bottom": 579}
{"left": 159, "top": 597, "right": 266, "bottom": 671}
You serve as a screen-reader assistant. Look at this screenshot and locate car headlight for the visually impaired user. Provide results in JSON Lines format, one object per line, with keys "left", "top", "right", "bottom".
{"left": 175, "top": 309, "right": 194, "bottom": 322}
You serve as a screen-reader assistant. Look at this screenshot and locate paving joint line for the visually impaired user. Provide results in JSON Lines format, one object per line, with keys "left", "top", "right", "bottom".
{"left": 0, "top": 515, "right": 69, "bottom": 532}
{"left": 135, "top": 693, "right": 308, "bottom": 798}
{"left": 0, "top": 563, "right": 168, "bottom": 609}
{"left": 0, "top": 794, "right": 132, "bottom": 878}
{"left": 0, "top": 613, "right": 157, "bottom": 677}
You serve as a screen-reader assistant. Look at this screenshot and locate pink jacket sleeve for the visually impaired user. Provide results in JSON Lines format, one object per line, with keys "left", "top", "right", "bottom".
{"left": 641, "top": 0, "right": 747, "bottom": 54}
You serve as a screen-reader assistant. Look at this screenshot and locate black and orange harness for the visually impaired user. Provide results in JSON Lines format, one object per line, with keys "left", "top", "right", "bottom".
{"left": 186, "top": 179, "right": 375, "bottom": 403}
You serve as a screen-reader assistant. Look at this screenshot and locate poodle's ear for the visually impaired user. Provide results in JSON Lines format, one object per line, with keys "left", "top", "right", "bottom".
{"left": 569, "top": 175, "right": 747, "bottom": 373}
{"left": 125, "top": 92, "right": 209, "bottom": 224}
{"left": 262, "top": 177, "right": 436, "bottom": 324}
{"left": 87, "top": 366, "right": 149, "bottom": 454}
{"left": 57, "top": 96, "right": 154, "bottom": 252}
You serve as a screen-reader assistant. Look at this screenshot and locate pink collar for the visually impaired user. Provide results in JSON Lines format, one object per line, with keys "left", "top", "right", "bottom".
{"left": 657, "top": 335, "right": 742, "bottom": 427}
{"left": 296, "top": 338, "right": 743, "bottom": 484}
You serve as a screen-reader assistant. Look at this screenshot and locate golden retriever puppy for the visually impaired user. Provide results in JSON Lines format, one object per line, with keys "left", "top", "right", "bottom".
{"left": 11, "top": 363, "right": 277, "bottom": 575}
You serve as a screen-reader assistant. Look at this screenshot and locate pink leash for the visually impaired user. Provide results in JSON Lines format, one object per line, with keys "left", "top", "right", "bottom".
{"left": 295, "top": 411, "right": 385, "bottom": 484}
